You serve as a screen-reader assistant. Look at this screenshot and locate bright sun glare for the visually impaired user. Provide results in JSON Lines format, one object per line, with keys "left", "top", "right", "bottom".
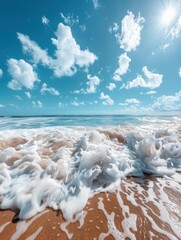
{"left": 161, "top": 6, "right": 176, "bottom": 25}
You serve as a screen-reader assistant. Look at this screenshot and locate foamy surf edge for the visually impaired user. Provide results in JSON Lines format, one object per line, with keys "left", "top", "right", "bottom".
{"left": 0, "top": 125, "right": 180, "bottom": 233}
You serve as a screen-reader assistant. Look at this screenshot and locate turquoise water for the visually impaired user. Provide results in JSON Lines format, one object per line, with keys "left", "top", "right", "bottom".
{"left": 0, "top": 115, "right": 180, "bottom": 130}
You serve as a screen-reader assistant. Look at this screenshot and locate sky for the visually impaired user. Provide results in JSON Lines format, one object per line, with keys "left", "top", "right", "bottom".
{"left": 0, "top": 0, "right": 181, "bottom": 115}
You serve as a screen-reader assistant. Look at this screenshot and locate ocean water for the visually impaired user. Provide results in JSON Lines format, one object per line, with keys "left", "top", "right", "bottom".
{"left": 0, "top": 115, "right": 181, "bottom": 238}
{"left": 0, "top": 114, "right": 181, "bottom": 130}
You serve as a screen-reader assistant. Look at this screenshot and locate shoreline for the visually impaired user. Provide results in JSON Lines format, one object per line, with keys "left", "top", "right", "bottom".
{"left": 0, "top": 176, "right": 180, "bottom": 240}
{"left": 0, "top": 125, "right": 181, "bottom": 239}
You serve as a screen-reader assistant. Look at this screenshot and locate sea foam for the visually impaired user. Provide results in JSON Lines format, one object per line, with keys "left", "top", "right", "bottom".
{"left": 0, "top": 125, "right": 180, "bottom": 221}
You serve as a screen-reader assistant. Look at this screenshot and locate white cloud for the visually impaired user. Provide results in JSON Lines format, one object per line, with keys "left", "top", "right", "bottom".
{"left": 71, "top": 97, "right": 84, "bottom": 106}
{"left": 100, "top": 92, "right": 114, "bottom": 105}
{"left": 162, "top": 43, "right": 170, "bottom": 50}
{"left": 25, "top": 92, "right": 31, "bottom": 99}
{"left": 125, "top": 98, "right": 140, "bottom": 105}
{"left": 152, "top": 91, "right": 181, "bottom": 111}
{"left": 122, "top": 66, "right": 163, "bottom": 89}
{"left": 58, "top": 102, "right": 64, "bottom": 108}
{"left": 141, "top": 90, "right": 157, "bottom": 95}
{"left": 113, "top": 53, "right": 131, "bottom": 81}
{"left": 119, "top": 98, "right": 140, "bottom": 106}
{"left": 0, "top": 69, "right": 3, "bottom": 78}
{"left": 118, "top": 11, "right": 144, "bottom": 52}
{"left": 51, "top": 23, "right": 97, "bottom": 77}
{"left": 106, "top": 83, "right": 116, "bottom": 91}
{"left": 17, "top": 33, "right": 50, "bottom": 66}
{"left": 0, "top": 104, "right": 5, "bottom": 108}
{"left": 60, "top": 13, "right": 79, "bottom": 26}
{"left": 32, "top": 100, "right": 43, "bottom": 108}
{"left": 73, "top": 74, "right": 100, "bottom": 94}
{"left": 42, "top": 16, "right": 49, "bottom": 26}
{"left": 92, "top": 0, "right": 100, "bottom": 9}
{"left": 118, "top": 105, "right": 151, "bottom": 114}
{"left": 163, "top": 16, "right": 181, "bottom": 49}
{"left": 73, "top": 89, "right": 82, "bottom": 94}
{"left": 40, "top": 83, "right": 60, "bottom": 96}
{"left": 119, "top": 102, "right": 128, "bottom": 106}
{"left": 80, "top": 25, "right": 86, "bottom": 32}
{"left": 109, "top": 22, "right": 119, "bottom": 34}
{"left": 18, "top": 23, "right": 97, "bottom": 78}
{"left": 7, "top": 59, "right": 38, "bottom": 90}
{"left": 179, "top": 67, "right": 181, "bottom": 77}
{"left": 168, "top": 16, "right": 181, "bottom": 40}
{"left": 15, "top": 95, "right": 22, "bottom": 100}
{"left": 86, "top": 75, "right": 100, "bottom": 93}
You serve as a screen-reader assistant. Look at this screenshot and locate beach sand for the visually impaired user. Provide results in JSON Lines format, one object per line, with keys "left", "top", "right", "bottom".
{"left": 0, "top": 176, "right": 180, "bottom": 240}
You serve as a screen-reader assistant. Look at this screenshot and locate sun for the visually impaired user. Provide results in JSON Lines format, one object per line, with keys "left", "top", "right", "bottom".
{"left": 161, "top": 6, "right": 176, "bottom": 25}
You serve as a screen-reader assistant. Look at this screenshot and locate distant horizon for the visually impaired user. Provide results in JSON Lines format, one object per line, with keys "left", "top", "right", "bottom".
{"left": 1, "top": 112, "right": 181, "bottom": 117}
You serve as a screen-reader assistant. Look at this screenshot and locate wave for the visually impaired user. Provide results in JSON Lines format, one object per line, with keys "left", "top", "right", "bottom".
{"left": 0, "top": 125, "right": 181, "bottom": 223}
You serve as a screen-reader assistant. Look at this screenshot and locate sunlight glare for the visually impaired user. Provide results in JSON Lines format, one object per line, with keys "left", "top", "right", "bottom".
{"left": 161, "top": 6, "right": 176, "bottom": 25}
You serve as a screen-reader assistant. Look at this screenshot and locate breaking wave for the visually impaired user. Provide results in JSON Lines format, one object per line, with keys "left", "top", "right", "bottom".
{"left": 0, "top": 124, "right": 181, "bottom": 223}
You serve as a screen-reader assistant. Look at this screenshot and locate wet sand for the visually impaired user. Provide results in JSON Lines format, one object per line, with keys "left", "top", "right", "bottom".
{"left": 0, "top": 176, "right": 180, "bottom": 240}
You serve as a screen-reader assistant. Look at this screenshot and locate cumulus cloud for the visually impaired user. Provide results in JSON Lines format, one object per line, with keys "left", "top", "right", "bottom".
{"left": 86, "top": 75, "right": 100, "bottom": 93}
{"left": 25, "top": 92, "right": 31, "bottom": 99}
{"left": 122, "top": 66, "right": 163, "bottom": 89}
{"left": 7, "top": 59, "right": 38, "bottom": 90}
{"left": 119, "top": 98, "right": 140, "bottom": 106}
{"left": 152, "top": 91, "right": 181, "bottom": 111}
{"left": 73, "top": 74, "right": 100, "bottom": 94}
{"left": 60, "top": 13, "right": 79, "bottom": 26}
{"left": 40, "top": 83, "right": 60, "bottom": 96}
{"left": 92, "top": 0, "right": 100, "bottom": 9}
{"left": 17, "top": 33, "right": 50, "bottom": 66}
{"left": 18, "top": 23, "right": 97, "bottom": 78}
{"left": 42, "top": 16, "right": 49, "bottom": 26}
{"left": 106, "top": 83, "right": 116, "bottom": 91}
{"left": 0, "top": 104, "right": 5, "bottom": 108}
{"left": 113, "top": 53, "right": 131, "bottom": 81}
{"left": 0, "top": 69, "right": 3, "bottom": 78}
{"left": 100, "top": 92, "right": 114, "bottom": 105}
{"left": 51, "top": 23, "right": 97, "bottom": 77}
{"left": 32, "top": 100, "right": 43, "bottom": 108}
{"left": 71, "top": 97, "right": 84, "bottom": 106}
{"left": 118, "top": 11, "right": 144, "bottom": 52}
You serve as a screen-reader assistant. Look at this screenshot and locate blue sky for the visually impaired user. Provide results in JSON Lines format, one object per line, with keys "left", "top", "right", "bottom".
{"left": 0, "top": 0, "right": 181, "bottom": 115}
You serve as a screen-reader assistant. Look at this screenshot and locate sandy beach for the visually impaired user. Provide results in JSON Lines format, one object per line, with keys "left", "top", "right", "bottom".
{"left": 0, "top": 175, "right": 180, "bottom": 240}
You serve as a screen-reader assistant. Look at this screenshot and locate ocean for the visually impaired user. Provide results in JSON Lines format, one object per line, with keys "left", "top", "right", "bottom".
{"left": 0, "top": 115, "right": 181, "bottom": 239}
{"left": 0, "top": 114, "right": 181, "bottom": 130}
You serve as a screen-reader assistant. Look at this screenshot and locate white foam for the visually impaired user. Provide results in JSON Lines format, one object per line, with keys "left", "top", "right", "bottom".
{"left": 0, "top": 221, "right": 10, "bottom": 233}
{"left": 0, "top": 125, "right": 180, "bottom": 227}
{"left": 25, "top": 226, "right": 43, "bottom": 240}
